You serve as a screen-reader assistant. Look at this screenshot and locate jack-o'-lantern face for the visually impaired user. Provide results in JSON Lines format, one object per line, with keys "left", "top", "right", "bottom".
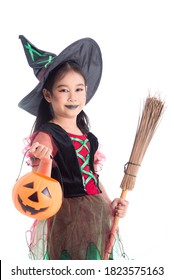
{"left": 12, "top": 171, "right": 62, "bottom": 220}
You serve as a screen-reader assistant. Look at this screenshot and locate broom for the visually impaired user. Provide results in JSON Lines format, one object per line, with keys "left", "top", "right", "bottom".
{"left": 104, "top": 94, "right": 165, "bottom": 260}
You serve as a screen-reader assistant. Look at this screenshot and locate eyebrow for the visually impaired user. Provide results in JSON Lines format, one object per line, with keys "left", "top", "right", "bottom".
{"left": 57, "top": 83, "right": 85, "bottom": 88}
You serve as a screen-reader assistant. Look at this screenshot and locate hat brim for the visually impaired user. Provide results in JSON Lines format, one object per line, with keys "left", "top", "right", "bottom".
{"left": 18, "top": 38, "right": 102, "bottom": 116}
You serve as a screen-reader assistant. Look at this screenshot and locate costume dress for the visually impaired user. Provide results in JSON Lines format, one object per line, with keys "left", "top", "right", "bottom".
{"left": 27, "top": 123, "right": 122, "bottom": 260}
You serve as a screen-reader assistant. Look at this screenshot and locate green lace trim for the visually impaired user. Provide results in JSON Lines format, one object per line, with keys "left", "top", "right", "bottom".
{"left": 70, "top": 137, "right": 97, "bottom": 187}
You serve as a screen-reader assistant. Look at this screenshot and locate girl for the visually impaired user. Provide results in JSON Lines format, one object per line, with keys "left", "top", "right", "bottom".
{"left": 18, "top": 36, "right": 128, "bottom": 260}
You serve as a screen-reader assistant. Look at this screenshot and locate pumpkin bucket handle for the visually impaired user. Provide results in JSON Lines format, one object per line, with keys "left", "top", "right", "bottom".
{"left": 16, "top": 148, "right": 30, "bottom": 181}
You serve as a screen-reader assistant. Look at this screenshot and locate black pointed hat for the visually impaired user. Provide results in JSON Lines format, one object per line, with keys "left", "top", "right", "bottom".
{"left": 18, "top": 35, "right": 103, "bottom": 116}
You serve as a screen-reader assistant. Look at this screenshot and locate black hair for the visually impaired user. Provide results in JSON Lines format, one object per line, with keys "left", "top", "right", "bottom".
{"left": 31, "top": 61, "right": 90, "bottom": 134}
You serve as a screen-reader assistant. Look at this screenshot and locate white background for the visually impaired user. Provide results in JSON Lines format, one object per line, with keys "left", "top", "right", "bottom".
{"left": 0, "top": 0, "right": 173, "bottom": 269}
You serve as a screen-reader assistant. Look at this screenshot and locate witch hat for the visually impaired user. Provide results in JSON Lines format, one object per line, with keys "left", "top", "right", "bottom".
{"left": 18, "top": 35, "right": 103, "bottom": 116}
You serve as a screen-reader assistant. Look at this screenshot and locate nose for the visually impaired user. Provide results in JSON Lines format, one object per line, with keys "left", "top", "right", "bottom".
{"left": 68, "top": 91, "right": 77, "bottom": 102}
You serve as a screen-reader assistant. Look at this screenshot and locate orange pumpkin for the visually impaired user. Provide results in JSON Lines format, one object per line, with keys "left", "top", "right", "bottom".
{"left": 12, "top": 171, "right": 62, "bottom": 220}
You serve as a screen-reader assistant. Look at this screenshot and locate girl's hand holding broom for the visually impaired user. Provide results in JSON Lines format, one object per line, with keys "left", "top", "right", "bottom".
{"left": 112, "top": 198, "right": 129, "bottom": 218}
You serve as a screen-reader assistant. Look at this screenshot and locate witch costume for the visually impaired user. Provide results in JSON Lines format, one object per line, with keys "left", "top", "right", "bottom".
{"left": 18, "top": 36, "right": 123, "bottom": 260}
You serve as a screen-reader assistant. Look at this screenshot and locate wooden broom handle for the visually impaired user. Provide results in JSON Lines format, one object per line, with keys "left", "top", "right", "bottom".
{"left": 103, "top": 189, "right": 128, "bottom": 260}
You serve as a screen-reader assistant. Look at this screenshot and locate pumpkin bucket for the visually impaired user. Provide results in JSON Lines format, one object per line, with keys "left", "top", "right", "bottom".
{"left": 12, "top": 171, "right": 62, "bottom": 220}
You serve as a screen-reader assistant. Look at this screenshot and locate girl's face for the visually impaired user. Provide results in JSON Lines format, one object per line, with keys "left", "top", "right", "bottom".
{"left": 44, "top": 70, "right": 87, "bottom": 120}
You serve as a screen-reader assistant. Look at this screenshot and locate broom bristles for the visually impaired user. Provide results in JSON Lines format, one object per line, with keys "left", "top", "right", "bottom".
{"left": 120, "top": 95, "right": 165, "bottom": 190}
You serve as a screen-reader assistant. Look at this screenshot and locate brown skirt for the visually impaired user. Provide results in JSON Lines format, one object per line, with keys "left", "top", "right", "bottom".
{"left": 47, "top": 194, "right": 113, "bottom": 260}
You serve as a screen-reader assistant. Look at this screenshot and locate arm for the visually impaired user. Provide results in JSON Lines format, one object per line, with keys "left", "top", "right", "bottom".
{"left": 94, "top": 147, "right": 129, "bottom": 218}
{"left": 29, "top": 132, "right": 54, "bottom": 177}
{"left": 99, "top": 181, "right": 129, "bottom": 218}
{"left": 99, "top": 181, "right": 112, "bottom": 203}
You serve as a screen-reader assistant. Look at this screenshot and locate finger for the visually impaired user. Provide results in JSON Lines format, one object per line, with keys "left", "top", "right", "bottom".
{"left": 115, "top": 204, "right": 128, "bottom": 215}
{"left": 29, "top": 143, "right": 50, "bottom": 159}
{"left": 115, "top": 209, "right": 126, "bottom": 218}
{"left": 29, "top": 142, "right": 40, "bottom": 153}
{"left": 36, "top": 147, "right": 51, "bottom": 159}
{"left": 118, "top": 199, "right": 129, "bottom": 207}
